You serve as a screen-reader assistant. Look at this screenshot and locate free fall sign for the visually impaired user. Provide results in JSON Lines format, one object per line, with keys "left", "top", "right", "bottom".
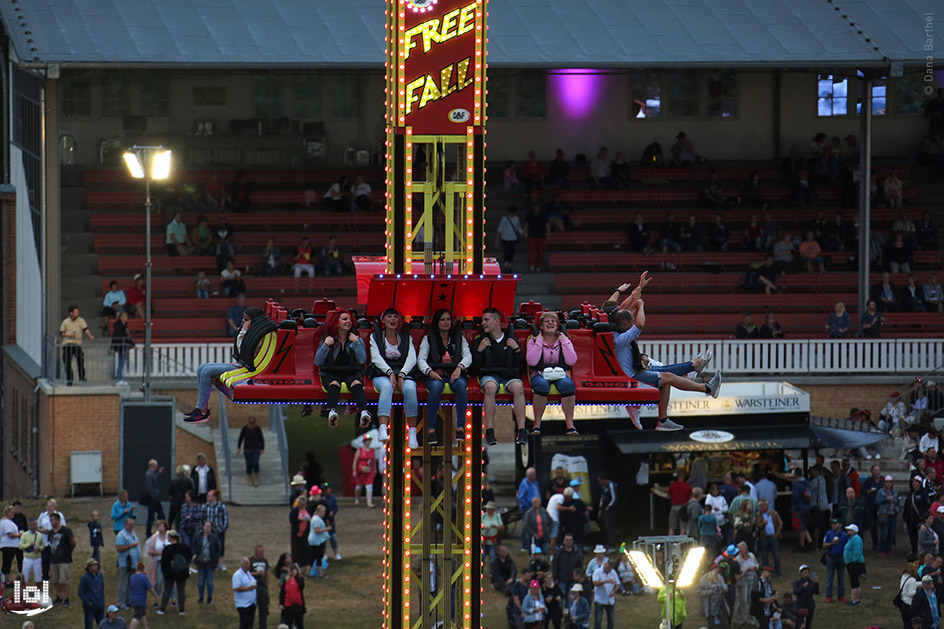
{"left": 396, "top": 0, "right": 484, "bottom": 134}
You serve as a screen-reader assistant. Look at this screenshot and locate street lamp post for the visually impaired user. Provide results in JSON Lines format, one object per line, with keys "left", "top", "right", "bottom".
{"left": 123, "top": 146, "right": 172, "bottom": 402}
{"left": 623, "top": 535, "right": 704, "bottom": 629}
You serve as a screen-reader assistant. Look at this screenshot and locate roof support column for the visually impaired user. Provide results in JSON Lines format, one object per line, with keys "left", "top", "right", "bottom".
{"left": 857, "top": 72, "right": 872, "bottom": 332}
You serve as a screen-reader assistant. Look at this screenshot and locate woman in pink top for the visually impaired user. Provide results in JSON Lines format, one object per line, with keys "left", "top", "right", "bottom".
{"left": 526, "top": 312, "right": 578, "bottom": 436}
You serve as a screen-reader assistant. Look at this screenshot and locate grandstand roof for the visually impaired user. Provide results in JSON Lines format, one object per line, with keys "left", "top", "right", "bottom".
{"left": 0, "top": 0, "right": 929, "bottom": 69}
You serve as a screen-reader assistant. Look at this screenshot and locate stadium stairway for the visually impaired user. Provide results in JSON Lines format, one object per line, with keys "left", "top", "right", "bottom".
{"left": 61, "top": 185, "right": 103, "bottom": 323}
{"left": 211, "top": 423, "right": 289, "bottom": 506}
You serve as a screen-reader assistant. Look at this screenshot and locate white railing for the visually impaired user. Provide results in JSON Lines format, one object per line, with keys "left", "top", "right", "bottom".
{"left": 114, "top": 338, "right": 944, "bottom": 380}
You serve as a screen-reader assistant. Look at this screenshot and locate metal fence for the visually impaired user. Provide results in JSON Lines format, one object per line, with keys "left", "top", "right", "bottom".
{"left": 44, "top": 337, "right": 944, "bottom": 385}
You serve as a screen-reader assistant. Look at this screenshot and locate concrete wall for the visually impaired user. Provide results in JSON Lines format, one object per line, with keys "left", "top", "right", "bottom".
{"left": 1, "top": 352, "right": 38, "bottom": 500}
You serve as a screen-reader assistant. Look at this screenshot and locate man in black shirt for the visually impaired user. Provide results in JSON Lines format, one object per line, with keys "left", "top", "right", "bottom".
{"left": 251, "top": 544, "right": 270, "bottom": 629}
{"left": 237, "top": 416, "right": 266, "bottom": 487}
{"left": 490, "top": 545, "right": 517, "bottom": 595}
{"left": 472, "top": 308, "right": 527, "bottom": 446}
{"left": 11, "top": 500, "right": 27, "bottom": 574}
{"left": 48, "top": 513, "right": 75, "bottom": 607}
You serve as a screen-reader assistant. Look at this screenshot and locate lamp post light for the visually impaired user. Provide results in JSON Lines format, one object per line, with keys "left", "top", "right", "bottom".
{"left": 122, "top": 146, "right": 172, "bottom": 402}
{"left": 623, "top": 536, "right": 704, "bottom": 629}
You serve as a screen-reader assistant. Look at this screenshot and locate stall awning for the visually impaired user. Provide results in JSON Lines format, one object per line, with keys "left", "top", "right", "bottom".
{"left": 609, "top": 425, "right": 813, "bottom": 454}
{"left": 810, "top": 426, "right": 888, "bottom": 450}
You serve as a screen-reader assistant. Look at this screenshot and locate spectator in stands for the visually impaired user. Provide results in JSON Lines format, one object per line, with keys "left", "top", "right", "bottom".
{"left": 503, "top": 161, "right": 523, "bottom": 195}
{"left": 761, "top": 211, "right": 781, "bottom": 251}
{"left": 742, "top": 213, "right": 764, "bottom": 251}
{"left": 195, "top": 271, "right": 210, "bottom": 299}
{"left": 588, "top": 147, "right": 611, "bottom": 189}
{"left": 755, "top": 255, "right": 784, "bottom": 294}
{"left": 793, "top": 170, "right": 817, "bottom": 208}
{"left": 679, "top": 214, "right": 705, "bottom": 252}
{"left": 527, "top": 312, "right": 578, "bottom": 437}
{"left": 759, "top": 312, "right": 784, "bottom": 339}
{"left": 418, "top": 308, "right": 471, "bottom": 445}
{"left": 126, "top": 274, "right": 147, "bottom": 319}
{"left": 739, "top": 171, "right": 768, "bottom": 210}
{"left": 772, "top": 233, "right": 797, "bottom": 272}
{"left": 525, "top": 204, "right": 549, "bottom": 272}
{"left": 707, "top": 213, "right": 730, "bottom": 251}
{"left": 884, "top": 171, "right": 904, "bottom": 208}
{"left": 798, "top": 230, "right": 826, "bottom": 273}
{"left": 191, "top": 215, "right": 213, "bottom": 255}
{"left": 213, "top": 215, "right": 236, "bottom": 265}
{"left": 735, "top": 312, "right": 759, "bottom": 339}
{"left": 101, "top": 280, "right": 127, "bottom": 332}
{"left": 902, "top": 274, "right": 927, "bottom": 313}
{"left": 611, "top": 302, "right": 721, "bottom": 432}
{"left": 822, "top": 212, "right": 848, "bottom": 252}
{"left": 626, "top": 212, "right": 651, "bottom": 255}
{"left": 825, "top": 302, "right": 852, "bottom": 338}
{"left": 204, "top": 173, "right": 225, "bottom": 212}
{"left": 496, "top": 205, "right": 524, "bottom": 273}
{"left": 350, "top": 176, "right": 372, "bottom": 211}
{"left": 641, "top": 141, "right": 664, "bottom": 168}
{"left": 472, "top": 307, "right": 528, "bottom": 446}
{"left": 521, "top": 151, "right": 544, "bottom": 193}
{"left": 61, "top": 305, "right": 93, "bottom": 385}
{"left": 811, "top": 145, "right": 839, "bottom": 185}
{"left": 226, "top": 294, "right": 247, "bottom": 338}
{"left": 924, "top": 274, "right": 943, "bottom": 313}
{"left": 610, "top": 152, "right": 631, "bottom": 188}
{"left": 669, "top": 132, "right": 700, "bottom": 167}
{"left": 293, "top": 237, "right": 315, "bottom": 278}
{"left": 111, "top": 311, "right": 133, "bottom": 386}
{"left": 916, "top": 212, "right": 940, "bottom": 251}
{"left": 225, "top": 171, "right": 253, "bottom": 213}
{"left": 543, "top": 193, "right": 568, "bottom": 233}
{"left": 887, "top": 233, "right": 914, "bottom": 274}
{"left": 323, "top": 176, "right": 351, "bottom": 211}
{"left": 860, "top": 300, "right": 885, "bottom": 338}
{"left": 894, "top": 211, "right": 918, "bottom": 247}
{"left": 220, "top": 260, "right": 246, "bottom": 299}
{"left": 809, "top": 133, "right": 828, "bottom": 158}
{"left": 319, "top": 236, "right": 344, "bottom": 277}
{"left": 546, "top": 149, "right": 571, "bottom": 188}
{"left": 313, "top": 309, "right": 371, "bottom": 433}
{"left": 179, "top": 171, "right": 202, "bottom": 211}
{"left": 260, "top": 239, "right": 281, "bottom": 277}
{"left": 659, "top": 214, "right": 682, "bottom": 253}
{"left": 874, "top": 272, "right": 899, "bottom": 312}
{"left": 165, "top": 211, "right": 193, "bottom": 257}
{"left": 369, "top": 307, "right": 420, "bottom": 448}
{"left": 701, "top": 170, "right": 733, "bottom": 210}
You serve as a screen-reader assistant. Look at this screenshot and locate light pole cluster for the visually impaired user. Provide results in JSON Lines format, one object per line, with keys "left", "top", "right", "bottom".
{"left": 623, "top": 536, "right": 705, "bottom": 629}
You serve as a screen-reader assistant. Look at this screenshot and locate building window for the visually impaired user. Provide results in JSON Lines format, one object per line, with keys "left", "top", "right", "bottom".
{"left": 817, "top": 74, "right": 848, "bottom": 116}
{"left": 101, "top": 75, "right": 131, "bottom": 118}
{"left": 293, "top": 75, "right": 322, "bottom": 119}
{"left": 708, "top": 70, "right": 737, "bottom": 118}
{"left": 487, "top": 72, "right": 508, "bottom": 119}
{"left": 331, "top": 75, "right": 360, "bottom": 118}
{"left": 866, "top": 77, "right": 887, "bottom": 116}
{"left": 193, "top": 86, "right": 227, "bottom": 107}
{"left": 669, "top": 73, "right": 698, "bottom": 118}
{"left": 140, "top": 74, "right": 170, "bottom": 118}
{"left": 516, "top": 70, "right": 546, "bottom": 119}
{"left": 631, "top": 72, "right": 661, "bottom": 118}
{"left": 895, "top": 71, "right": 928, "bottom": 115}
{"left": 253, "top": 75, "right": 284, "bottom": 119}
{"left": 61, "top": 76, "right": 92, "bottom": 118}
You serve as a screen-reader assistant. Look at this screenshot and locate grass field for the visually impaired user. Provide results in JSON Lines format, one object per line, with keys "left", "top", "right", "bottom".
{"left": 4, "top": 492, "right": 911, "bottom": 628}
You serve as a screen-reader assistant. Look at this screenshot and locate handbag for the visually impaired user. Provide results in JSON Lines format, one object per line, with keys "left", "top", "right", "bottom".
{"left": 542, "top": 367, "right": 567, "bottom": 382}
{"left": 820, "top": 551, "right": 828, "bottom": 566}
{"left": 893, "top": 576, "right": 912, "bottom": 609}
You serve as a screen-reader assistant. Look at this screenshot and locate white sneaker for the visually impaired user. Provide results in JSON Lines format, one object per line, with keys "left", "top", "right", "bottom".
{"left": 694, "top": 348, "right": 712, "bottom": 374}
{"left": 378, "top": 423, "right": 389, "bottom": 442}
{"left": 706, "top": 371, "right": 723, "bottom": 399}
{"left": 408, "top": 428, "right": 419, "bottom": 450}
{"left": 334, "top": 554, "right": 342, "bottom": 561}
{"left": 655, "top": 419, "right": 684, "bottom": 432}
{"left": 875, "top": 453, "right": 881, "bottom": 459}
{"left": 327, "top": 410, "right": 340, "bottom": 427}
{"left": 116, "top": 380, "right": 128, "bottom": 386}
{"left": 359, "top": 410, "right": 372, "bottom": 428}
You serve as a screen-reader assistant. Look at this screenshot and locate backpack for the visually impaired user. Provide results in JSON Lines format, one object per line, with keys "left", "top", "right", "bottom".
{"left": 171, "top": 552, "right": 189, "bottom": 575}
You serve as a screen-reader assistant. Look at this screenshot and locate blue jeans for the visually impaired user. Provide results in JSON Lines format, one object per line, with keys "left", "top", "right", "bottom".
{"left": 196, "top": 362, "right": 234, "bottom": 409}
{"left": 758, "top": 537, "right": 781, "bottom": 576}
{"left": 649, "top": 361, "right": 695, "bottom": 376}
{"left": 322, "top": 259, "right": 343, "bottom": 276}
{"left": 825, "top": 554, "right": 844, "bottom": 598}
{"left": 116, "top": 352, "right": 126, "bottom": 380}
{"left": 880, "top": 514, "right": 897, "bottom": 553}
{"left": 529, "top": 374, "right": 576, "bottom": 397}
{"left": 594, "top": 602, "right": 614, "bottom": 629}
{"left": 196, "top": 289, "right": 210, "bottom": 299}
{"left": 426, "top": 377, "right": 468, "bottom": 431}
{"left": 83, "top": 602, "right": 104, "bottom": 629}
{"left": 375, "top": 375, "right": 418, "bottom": 418}
{"left": 244, "top": 450, "right": 260, "bottom": 474}
{"left": 659, "top": 238, "right": 682, "bottom": 253}
{"left": 197, "top": 563, "right": 215, "bottom": 600}
{"left": 329, "top": 532, "right": 338, "bottom": 553}
{"left": 216, "top": 242, "right": 236, "bottom": 260}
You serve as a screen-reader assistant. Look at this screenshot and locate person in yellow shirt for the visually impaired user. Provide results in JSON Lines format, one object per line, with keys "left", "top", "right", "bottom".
{"left": 18, "top": 518, "right": 44, "bottom": 585}
{"left": 60, "top": 306, "right": 94, "bottom": 384}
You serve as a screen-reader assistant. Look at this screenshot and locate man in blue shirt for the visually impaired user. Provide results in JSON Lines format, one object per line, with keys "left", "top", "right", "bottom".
{"left": 610, "top": 302, "right": 722, "bottom": 431}
{"left": 115, "top": 518, "right": 140, "bottom": 609}
{"left": 822, "top": 518, "right": 848, "bottom": 603}
{"left": 518, "top": 468, "right": 541, "bottom": 551}
{"left": 226, "top": 294, "right": 247, "bottom": 337}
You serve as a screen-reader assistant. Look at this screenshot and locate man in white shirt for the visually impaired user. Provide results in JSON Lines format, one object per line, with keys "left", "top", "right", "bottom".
{"left": 588, "top": 146, "right": 611, "bottom": 188}
{"left": 546, "top": 491, "right": 565, "bottom": 551}
{"left": 232, "top": 556, "right": 257, "bottom": 629}
{"left": 36, "top": 499, "right": 65, "bottom": 581}
{"left": 592, "top": 559, "right": 618, "bottom": 628}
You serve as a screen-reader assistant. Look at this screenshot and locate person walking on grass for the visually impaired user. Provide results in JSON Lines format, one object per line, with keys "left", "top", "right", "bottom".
{"left": 155, "top": 531, "right": 190, "bottom": 617}
{"left": 233, "top": 557, "right": 258, "bottom": 629}
{"left": 190, "top": 521, "right": 221, "bottom": 605}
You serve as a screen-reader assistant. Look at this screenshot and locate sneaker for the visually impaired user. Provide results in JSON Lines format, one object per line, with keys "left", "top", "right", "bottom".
{"left": 156, "top": 609, "right": 165, "bottom": 616}
{"left": 63, "top": 598, "right": 70, "bottom": 608}
{"left": 454, "top": 427, "right": 465, "bottom": 441}
{"left": 334, "top": 554, "right": 342, "bottom": 561}
{"left": 378, "top": 423, "right": 389, "bottom": 443}
{"left": 218, "top": 563, "right": 226, "bottom": 571}
{"left": 206, "top": 598, "right": 213, "bottom": 604}
{"left": 530, "top": 428, "right": 541, "bottom": 436}
{"left": 825, "top": 597, "right": 833, "bottom": 604}
{"left": 408, "top": 431, "right": 419, "bottom": 449}
{"left": 655, "top": 418, "right": 684, "bottom": 432}
{"left": 189, "top": 567, "right": 198, "bottom": 574}
{"left": 328, "top": 410, "right": 340, "bottom": 428}
{"left": 695, "top": 348, "right": 712, "bottom": 374}
{"left": 427, "top": 431, "right": 439, "bottom": 446}
{"left": 705, "top": 371, "right": 723, "bottom": 399}
{"left": 515, "top": 428, "right": 528, "bottom": 445}
{"left": 179, "top": 611, "right": 185, "bottom": 616}
{"left": 116, "top": 380, "right": 128, "bottom": 386}
{"left": 198, "top": 598, "right": 203, "bottom": 604}
{"left": 565, "top": 426, "right": 580, "bottom": 435}
{"left": 629, "top": 410, "right": 643, "bottom": 431}
{"left": 54, "top": 597, "right": 62, "bottom": 606}
{"left": 301, "top": 404, "right": 313, "bottom": 417}
{"left": 359, "top": 410, "right": 372, "bottom": 428}
{"left": 184, "top": 409, "right": 210, "bottom": 424}
{"left": 838, "top": 597, "right": 847, "bottom": 603}
{"left": 485, "top": 428, "right": 498, "bottom": 446}
{"left": 875, "top": 453, "right": 881, "bottom": 459}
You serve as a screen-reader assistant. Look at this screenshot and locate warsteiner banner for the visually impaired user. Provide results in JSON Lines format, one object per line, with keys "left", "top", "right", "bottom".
{"left": 389, "top": 0, "right": 486, "bottom": 134}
